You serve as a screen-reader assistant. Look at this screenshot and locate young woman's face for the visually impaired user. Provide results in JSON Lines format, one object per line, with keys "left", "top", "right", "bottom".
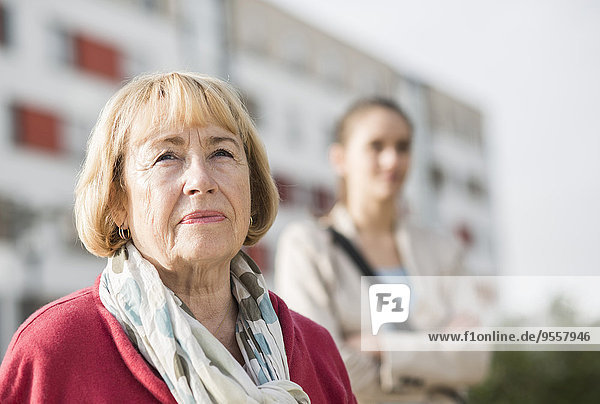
{"left": 120, "top": 124, "right": 251, "bottom": 272}
{"left": 337, "top": 107, "right": 412, "bottom": 203}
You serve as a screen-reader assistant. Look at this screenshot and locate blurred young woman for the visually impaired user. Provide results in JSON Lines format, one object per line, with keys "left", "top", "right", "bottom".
{"left": 275, "top": 98, "right": 489, "bottom": 403}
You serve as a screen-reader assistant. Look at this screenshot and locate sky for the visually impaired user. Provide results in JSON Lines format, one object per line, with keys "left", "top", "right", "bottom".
{"left": 265, "top": 0, "right": 600, "bottom": 277}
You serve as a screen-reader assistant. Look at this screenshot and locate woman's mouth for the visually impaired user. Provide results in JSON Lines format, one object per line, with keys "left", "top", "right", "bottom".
{"left": 179, "top": 211, "right": 226, "bottom": 224}
{"left": 381, "top": 173, "right": 400, "bottom": 183}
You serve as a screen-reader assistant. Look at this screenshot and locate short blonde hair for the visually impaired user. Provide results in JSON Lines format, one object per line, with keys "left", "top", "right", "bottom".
{"left": 75, "top": 72, "right": 279, "bottom": 257}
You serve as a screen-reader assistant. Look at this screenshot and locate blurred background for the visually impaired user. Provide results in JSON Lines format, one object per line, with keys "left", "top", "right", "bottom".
{"left": 0, "top": 0, "right": 598, "bottom": 401}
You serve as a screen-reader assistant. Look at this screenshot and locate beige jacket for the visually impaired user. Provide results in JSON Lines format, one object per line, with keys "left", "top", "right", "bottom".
{"left": 275, "top": 204, "right": 490, "bottom": 403}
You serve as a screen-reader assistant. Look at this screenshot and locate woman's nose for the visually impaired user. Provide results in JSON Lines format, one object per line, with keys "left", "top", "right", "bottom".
{"left": 379, "top": 147, "right": 400, "bottom": 170}
{"left": 182, "top": 158, "right": 217, "bottom": 195}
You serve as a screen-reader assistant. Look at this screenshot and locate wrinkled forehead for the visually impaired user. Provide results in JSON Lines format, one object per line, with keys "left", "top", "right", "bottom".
{"left": 126, "top": 87, "right": 243, "bottom": 150}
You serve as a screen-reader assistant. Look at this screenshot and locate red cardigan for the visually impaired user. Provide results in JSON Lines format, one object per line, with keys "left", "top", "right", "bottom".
{"left": 0, "top": 276, "right": 356, "bottom": 404}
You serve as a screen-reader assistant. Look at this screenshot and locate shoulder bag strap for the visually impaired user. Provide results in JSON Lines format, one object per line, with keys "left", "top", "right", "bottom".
{"left": 327, "top": 226, "right": 377, "bottom": 278}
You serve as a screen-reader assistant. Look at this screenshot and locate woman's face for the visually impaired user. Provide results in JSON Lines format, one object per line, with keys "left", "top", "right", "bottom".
{"left": 120, "top": 124, "right": 251, "bottom": 271}
{"left": 336, "top": 106, "right": 412, "bottom": 202}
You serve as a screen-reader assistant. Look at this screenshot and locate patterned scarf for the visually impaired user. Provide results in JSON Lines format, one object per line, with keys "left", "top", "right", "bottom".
{"left": 99, "top": 243, "right": 310, "bottom": 404}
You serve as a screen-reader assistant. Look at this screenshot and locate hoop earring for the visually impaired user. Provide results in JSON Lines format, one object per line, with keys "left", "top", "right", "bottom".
{"left": 118, "top": 227, "right": 130, "bottom": 240}
{"left": 249, "top": 217, "right": 254, "bottom": 227}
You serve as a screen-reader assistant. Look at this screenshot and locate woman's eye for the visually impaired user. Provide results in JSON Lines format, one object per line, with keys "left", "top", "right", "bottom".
{"left": 156, "top": 152, "right": 177, "bottom": 163}
{"left": 396, "top": 141, "right": 411, "bottom": 152}
{"left": 213, "top": 149, "right": 234, "bottom": 158}
{"left": 370, "top": 141, "right": 384, "bottom": 152}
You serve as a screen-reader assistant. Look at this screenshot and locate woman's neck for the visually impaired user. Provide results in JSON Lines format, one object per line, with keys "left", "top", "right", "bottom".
{"left": 344, "top": 196, "right": 405, "bottom": 269}
{"left": 345, "top": 196, "right": 397, "bottom": 234}
{"left": 157, "top": 260, "right": 233, "bottom": 328}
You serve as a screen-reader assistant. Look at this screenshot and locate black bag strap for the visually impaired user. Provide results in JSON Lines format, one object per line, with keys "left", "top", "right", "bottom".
{"left": 327, "top": 226, "right": 377, "bottom": 278}
{"left": 328, "top": 226, "right": 415, "bottom": 333}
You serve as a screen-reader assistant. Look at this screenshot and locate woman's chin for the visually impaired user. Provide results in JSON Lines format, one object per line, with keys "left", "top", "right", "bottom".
{"left": 174, "top": 240, "right": 238, "bottom": 265}
{"left": 373, "top": 187, "right": 401, "bottom": 202}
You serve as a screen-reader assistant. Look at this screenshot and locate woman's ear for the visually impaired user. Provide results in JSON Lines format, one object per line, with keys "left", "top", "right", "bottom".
{"left": 329, "top": 143, "right": 346, "bottom": 177}
{"left": 111, "top": 208, "right": 128, "bottom": 229}
{"left": 109, "top": 190, "right": 129, "bottom": 229}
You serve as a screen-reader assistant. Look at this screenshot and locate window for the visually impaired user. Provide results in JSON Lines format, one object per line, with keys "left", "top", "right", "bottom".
{"left": 466, "top": 176, "right": 486, "bottom": 200}
{"left": 429, "top": 164, "right": 445, "bottom": 192}
{"left": 140, "top": 0, "right": 169, "bottom": 13}
{"left": 13, "top": 104, "right": 62, "bottom": 153}
{"left": 73, "top": 33, "right": 122, "bottom": 81}
{"left": 107, "top": 0, "right": 172, "bottom": 15}
{"left": 20, "top": 296, "right": 53, "bottom": 324}
{"left": 0, "top": 3, "right": 9, "bottom": 47}
{"left": 0, "top": 196, "right": 35, "bottom": 241}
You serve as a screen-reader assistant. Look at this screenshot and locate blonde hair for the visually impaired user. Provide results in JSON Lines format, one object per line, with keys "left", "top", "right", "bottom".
{"left": 74, "top": 72, "right": 279, "bottom": 257}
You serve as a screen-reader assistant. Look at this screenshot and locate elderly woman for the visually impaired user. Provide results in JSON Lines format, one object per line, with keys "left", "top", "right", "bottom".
{"left": 0, "top": 72, "right": 355, "bottom": 403}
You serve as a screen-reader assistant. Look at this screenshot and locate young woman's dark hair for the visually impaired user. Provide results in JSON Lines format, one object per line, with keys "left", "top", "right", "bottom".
{"left": 334, "top": 97, "right": 413, "bottom": 145}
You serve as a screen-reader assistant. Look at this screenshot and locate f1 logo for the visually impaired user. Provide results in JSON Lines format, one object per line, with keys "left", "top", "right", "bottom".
{"left": 368, "top": 284, "right": 411, "bottom": 335}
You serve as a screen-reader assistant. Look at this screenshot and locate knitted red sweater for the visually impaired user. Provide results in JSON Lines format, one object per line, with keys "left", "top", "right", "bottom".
{"left": 0, "top": 276, "right": 356, "bottom": 404}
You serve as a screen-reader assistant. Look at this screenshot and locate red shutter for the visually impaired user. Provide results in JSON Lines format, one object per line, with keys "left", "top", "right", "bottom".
{"left": 245, "top": 243, "right": 270, "bottom": 275}
{"left": 311, "top": 185, "right": 334, "bottom": 216}
{"left": 74, "top": 33, "right": 122, "bottom": 81}
{"left": 14, "top": 105, "right": 62, "bottom": 153}
{"left": 274, "top": 175, "right": 294, "bottom": 206}
{"left": 455, "top": 223, "right": 474, "bottom": 247}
